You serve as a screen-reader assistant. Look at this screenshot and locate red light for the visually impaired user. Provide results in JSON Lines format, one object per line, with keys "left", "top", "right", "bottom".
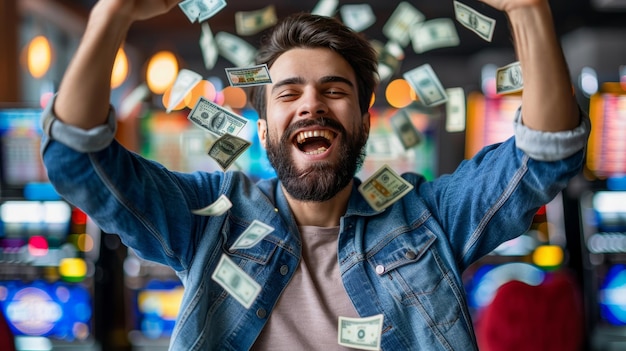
{"left": 28, "top": 236, "right": 49, "bottom": 256}
{"left": 72, "top": 208, "right": 87, "bottom": 225}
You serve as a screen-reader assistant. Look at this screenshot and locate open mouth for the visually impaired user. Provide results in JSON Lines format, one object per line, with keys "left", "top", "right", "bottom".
{"left": 294, "top": 129, "right": 337, "bottom": 155}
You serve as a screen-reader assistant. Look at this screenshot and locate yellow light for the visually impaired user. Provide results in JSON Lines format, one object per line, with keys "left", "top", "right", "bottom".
{"left": 222, "top": 86, "right": 247, "bottom": 109}
{"left": 146, "top": 51, "right": 178, "bottom": 95}
{"left": 59, "top": 257, "right": 88, "bottom": 282}
{"left": 369, "top": 93, "right": 375, "bottom": 108}
{"left": 111, "top": 47, "right": 129, "bottom": 89}
{"left": 27, "top": 35, "right": 52, "bottom": 78}
{"left": 386, "top": 79, "right": 413, "bottom": 108}
{"left": 532, "top": 245, "right": 564, "bottom": 270}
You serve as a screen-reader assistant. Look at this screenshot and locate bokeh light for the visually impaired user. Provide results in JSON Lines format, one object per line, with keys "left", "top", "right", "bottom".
{"left": 27, "top": 35, "right": 52, "bottom": 79}
{"left": 222, "top": 86, "right": 247, "bottom": 109}
{"left": 385, "top": 79, "right": 413, "bottom": 108}
{"left": 146, "top": 51, "right": 178, "bottom": 94}
{"left": 111, "top": 47, "right": 129, "bottom": 89}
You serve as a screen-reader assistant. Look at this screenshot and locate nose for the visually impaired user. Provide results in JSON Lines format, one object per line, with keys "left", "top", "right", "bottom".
{"left": 297, "top": 88, "right": 328, "bottom": 117}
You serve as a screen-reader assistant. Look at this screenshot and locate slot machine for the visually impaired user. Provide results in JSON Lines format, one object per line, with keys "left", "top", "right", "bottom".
{"left": 0, "top": 107, "right": 101, "bottom": 350}
{"left": 579, "top": 83, "right": 626, "bottom": 350}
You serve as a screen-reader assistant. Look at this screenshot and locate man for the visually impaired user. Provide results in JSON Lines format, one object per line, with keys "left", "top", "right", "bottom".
{"left": 41, "top": 0, "right": 590, "bottom": 350}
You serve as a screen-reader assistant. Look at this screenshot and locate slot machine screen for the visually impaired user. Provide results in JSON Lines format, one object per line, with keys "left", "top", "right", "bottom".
{"left": 0, "top": 108, "right": 47, "bottom": 192}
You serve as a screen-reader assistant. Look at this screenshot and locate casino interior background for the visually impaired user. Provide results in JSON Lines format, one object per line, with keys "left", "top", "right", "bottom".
{"left": 1, "top": 0, "right": 626, "bottom": 350}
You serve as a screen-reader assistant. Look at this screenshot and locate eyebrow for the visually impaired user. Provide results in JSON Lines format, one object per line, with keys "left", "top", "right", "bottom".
{"left": 271, "top": 75, "right": 354, "bottom": 94}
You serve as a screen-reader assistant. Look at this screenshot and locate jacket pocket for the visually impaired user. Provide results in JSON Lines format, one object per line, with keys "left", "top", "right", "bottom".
{"left": 367, "top": 227, "right": 462, "bottom": 327}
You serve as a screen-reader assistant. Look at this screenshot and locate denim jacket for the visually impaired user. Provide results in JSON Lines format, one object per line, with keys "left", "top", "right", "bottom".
{"left": 40, "top": 96, "right": 590, "bottom": 350}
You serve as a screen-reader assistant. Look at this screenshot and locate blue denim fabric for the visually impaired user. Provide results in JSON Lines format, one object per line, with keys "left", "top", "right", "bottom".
{"left": 40, "top": 96, "right": 589, "bottom": 350}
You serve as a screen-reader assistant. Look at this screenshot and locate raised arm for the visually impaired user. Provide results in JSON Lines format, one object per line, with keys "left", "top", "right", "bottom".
{"left": 54, "top": 0, "right": 179, "bottom": 130}
{"left": 480, "top": 0, "right": 579, "bottom": 132}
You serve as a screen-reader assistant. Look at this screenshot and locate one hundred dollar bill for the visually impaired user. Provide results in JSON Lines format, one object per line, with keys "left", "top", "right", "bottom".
{"left": 390, "top": 109, "right": 421, "bottom": 149}
{"left": 358, "top": 165, "right": 414, "bottom": 212}
{"left": 230, "top": 220, "right": 275, "bottom": 251}
{"left": 208, "top": 133, "right": 251, "bottom": 171}
{"left": 445, "top": 87, "right": 466, "bottom": 132}
{"left": 216, "top": 32, "right": 257, "bottom": 68}
{"left": 311, "top": 0, "right": 338, "bottom": 17}
{"left": 411, "top": 18, "right": 460, "bottom": 54}
{"left": 403, "top": 64, "right": 448, "bottom": 107}
{"left": 337, "top": 314, "right": 384, "bottom": 351}
{"left": 453, "top": 1, "right": 496, "bottom": 42}
{"left": 225, "top": 64, "right": 272, "bottom": 87}
{"left": 371, "top": 40, "right": 402, "bottom": 82}
{"left": 382, "top": 2, "right": 425, "bottom": 47}
{"left": 235, "top": 5, "right": 277, "bottom": 36}
{"left": 496, "top": 61, "right": 524, "bottom": 94}
{"left": 340, "top": 4, "right": 376, "bottom": 33}
{"left": 192, "top": 194, "right": 232, "bottom": 216}
{"left": 188, "top": 96, "right": 248, "bottom": 137}
{"left": 179, "top": 0, "right": 226, "bottom": 23}
{"left": 167, "top": 69, "right": 202, "bottom": 113}
{"left": 211, "top": 254, "right": 261, "bottom": 309}
{"left": 200, "top": 22, "right": 218, "bottom": 70}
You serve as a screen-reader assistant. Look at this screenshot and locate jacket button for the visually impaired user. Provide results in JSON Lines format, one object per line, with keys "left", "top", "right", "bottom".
{"left": 405, "top": 250, "right": 417, "bottom": 260}
{"left": 256, "top": 308, "right": 267, "bottom": 319}
{"left": 280, "top": 265, "right": 289, "bottom": 275}
{"left": 375, "top": 265, "right": 385, "bottom": 275}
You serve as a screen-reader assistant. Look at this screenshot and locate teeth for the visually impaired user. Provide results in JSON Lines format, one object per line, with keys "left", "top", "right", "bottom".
{"left": 304, "top": 146, "right": 328, "bottom": 155}
{"left": 296, "top": 130, "right": 335, "bottom": 144}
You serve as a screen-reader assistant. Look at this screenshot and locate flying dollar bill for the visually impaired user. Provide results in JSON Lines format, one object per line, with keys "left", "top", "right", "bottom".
{"left": 390, "top": 109, "right": 422, "bottom": 149}
{"left": 235, "top": 5, "right": 278, "bottom": 36}
{"left": 445, "top": 87, "right": 466, "bottom": 132}
{"left": 230, "top": 220, "right": 275, "bottom": 251}
{"left": 453, "top": 1, "right": 496, "bottom": 42}
{"left": 192, "top": 194, "right": 233, "bottom": 216}
{"left": 216, "top": 32, "right": 258, "bottom": 67}
{"left": 208, "top": 133, "right": 251, "bottom": 171}
{"left": 496, "top": 61, "right": 524, "bottom": 94}
{"left": 338, "top": 314, "right": 384, "bottom": 351}
{"left": 382, "top": 2, "right": 425, "bottom": 47}
{"left": 200, "top": 22, "right": 218, "bottom": 70}
{"left": 340, "top": 4, "right": 376, "bottom": 33}
{"left": 211, "top": 254, "right": 261, "bottom": 309}
{"left": 167, "top": 69, "right": 202, "bottom": 113}
{"left": 403, "top": 64, "right": 448, "bottom": 107}
{"left": 225, "top": 64, "right": 272, "bottom": 87}
{"left": 411, "top": 18, "right": 460, "bottom": 54}
{"left": 179, "top": 0, "right": 226, "bottom": 23}
{"left": 311, "top": 0, "right": 338, "bottom": 17}
{"left": 358, "top": 165, "right": 414, "bottom": 212}
{"left": 188, "top": 96, "right": 248, "bottom": 137}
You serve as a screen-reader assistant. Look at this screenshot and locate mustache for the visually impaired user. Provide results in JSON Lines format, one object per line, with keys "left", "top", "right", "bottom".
{"left": 283, "top": 117, "right": 346, "bottom": 140}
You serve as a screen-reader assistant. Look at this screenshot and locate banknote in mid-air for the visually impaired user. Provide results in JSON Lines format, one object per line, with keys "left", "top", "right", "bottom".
{"left": 403, "top": 64, "right": 449, "bottom": 107}
{"left": 188, "top": 96, "right": 248, "bottom": 137}
{"left": 179, "top": 0, "right": 226, "bottom": 23}
{"left": 225, "top": 64, "right": 272, "bottom": 87}
{"left": 496, "top": 61, "right": 524, "bottom": 95}
{"left": 358, "top": 165, "right": 414, "bottom": 212}
{"left": 200, "top": 22, "right": 218, "bottom": 70}
{"left": 208, "top": 133, "right": 252, "bottom": 171}
{"left": 311, "top": 0, "right": 339, "bottom": 17}
{"left": 230, "top": 220, "right": 275, "bottom": 251}
{"left": 191, "top": 194, "right": 232, "bottom": 216}
{"left": 411, "top": 18, "right": 460, "bottom": 54}
{"left": 338, "top": 314, "right": 384, "bottom": 351}
{"left": 340, "top": 4, "right": 376, "bottom": 33}
{"left": 382, "top": 2, "right": 425, "bottom": 47}
{"left": 390, "top": 109, "right": 422, "bottom": 150}
{"left": 211, "top": 254, "right": 261, "bottom": 309}
{"left": 235, "top": 5, "right": 277, "bottom": 36}
{"left": 453, "top": 1, "right": 496, "bottom": 42}
{"left": 445, "top": 87, "right": 466, "bottom": 132}
{"left": 215, "top": 32, "right": 258, "bottom": 68}
{"left": 167, "top": 69, "right": 202, "bottom": 113}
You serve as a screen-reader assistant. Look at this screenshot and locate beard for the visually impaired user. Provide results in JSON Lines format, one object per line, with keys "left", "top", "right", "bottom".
{"left": 265, "top": 117, "right": 368, "bottom": 202}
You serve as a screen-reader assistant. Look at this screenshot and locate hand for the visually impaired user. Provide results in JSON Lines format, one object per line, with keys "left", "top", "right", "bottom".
{"left": 95, "top": 0, "right": 181, "bottom": 23}
{"left": 478, "top": 0, "right": 546, "bottom": 13}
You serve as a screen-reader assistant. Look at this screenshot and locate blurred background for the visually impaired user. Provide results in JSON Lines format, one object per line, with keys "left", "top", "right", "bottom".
{"left": 1, "top": 0, "right": 625, "bottom": 350}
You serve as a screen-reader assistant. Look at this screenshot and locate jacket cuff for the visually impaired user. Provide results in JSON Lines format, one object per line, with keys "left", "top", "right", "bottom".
{"left": 40, "top": 93, "right": 117, "bottom": 153}
{"left": 514, "top": 107, "right": 591, "bottom": 162}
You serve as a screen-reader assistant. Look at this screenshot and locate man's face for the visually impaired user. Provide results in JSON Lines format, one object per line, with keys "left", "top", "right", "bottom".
{"left": 257, "top": 48, "right": 370, "bottom": 202}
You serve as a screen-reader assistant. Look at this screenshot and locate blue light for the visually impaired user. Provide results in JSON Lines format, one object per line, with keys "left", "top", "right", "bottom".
{"left": 599, "top": 264, "right": 626, "bottom": 325}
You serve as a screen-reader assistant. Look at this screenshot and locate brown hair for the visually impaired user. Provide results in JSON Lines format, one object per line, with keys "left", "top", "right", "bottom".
{"left": 248, "top": 13, "right": 378, "bottom": 120}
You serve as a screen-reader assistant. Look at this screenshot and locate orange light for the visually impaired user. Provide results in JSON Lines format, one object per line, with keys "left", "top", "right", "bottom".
{"left": 186, "top": 80, "right": 217, "bottom": 109}
{"left": 111, "top": 47, "right": 129, "bottom": 89}
{"left": 27, "top": 35, "right": 52, "bottom": 78}
{"left": 369, "top": 93, "right": 376, "bottom": 108}
{"left": 222, "top": 86, "right": 247, "bottom": 109}
{"left": 146, "top": 51, "right": 178, "bottom": 94}
{"left": 77, "top": 233, "right": 94, "bottom": 252}
{"left": 386, "top": 79, "right": 413, "bottom": 108}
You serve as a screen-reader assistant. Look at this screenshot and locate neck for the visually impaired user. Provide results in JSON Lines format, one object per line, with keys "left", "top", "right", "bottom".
{"left": 283, "top": 180, "right": 353, "bottom": 227}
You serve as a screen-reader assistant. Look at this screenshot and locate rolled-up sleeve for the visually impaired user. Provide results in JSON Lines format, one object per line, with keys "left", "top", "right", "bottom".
{"left": 513, "top": 107, "right": 591, "bottom": 162}
{"left": 40, "top": 93, "right": 117, "bottom": 153}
